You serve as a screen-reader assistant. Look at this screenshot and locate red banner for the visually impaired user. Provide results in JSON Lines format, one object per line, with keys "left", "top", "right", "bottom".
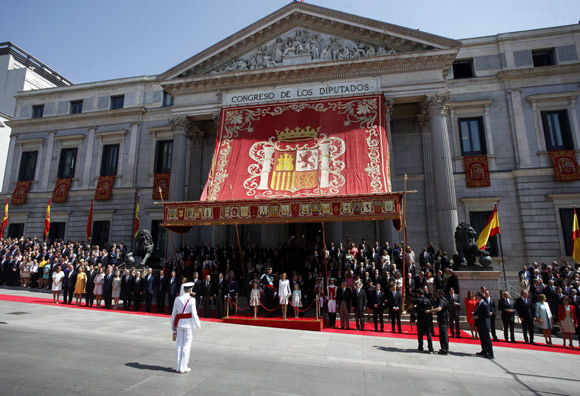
{"left": 52, "top": 178, "right": 72, "bottom": 203}
{"left": 95, "top": 176, "right": 115, "bottom": 201}
{"left": 464, "top": 155, "right": 490, "bottom": 188}
{"left": 201, "top": 95, "right": 390, "bottom": 201}
{"left": 153, "top": 173, "right": 170, "bottom": 200}
{"left": 549, "top": 150, "right": 580, "bottom": 182}
{"left": 12, "top": 181, "right": 31, "bottom": 204}
{"left": 164, "top": 193, "right": 401, "bottom": 228}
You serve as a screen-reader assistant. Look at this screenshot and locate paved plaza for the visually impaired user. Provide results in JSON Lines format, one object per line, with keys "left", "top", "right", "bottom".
{"left": 1, "top": 288, "right": 579, "bottom": 396}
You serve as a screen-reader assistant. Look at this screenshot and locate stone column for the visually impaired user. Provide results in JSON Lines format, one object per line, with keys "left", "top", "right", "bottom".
{"left": 425, "top": 93, "right": 458, "bottom": 254}
{"left": 380, "top": 98, "right": 397, "bottom": 245}
{"left": 82, "top": 127, "right": 96, "bottom": 189}
{"left": 187, "top": 128, "right": 205, "bottom": 245}
{"left": 168, "top": 117, "right": 191, "bottom": 247}
{"left": 124, "top": 123, "right": 140, "bottom": 187}
{"left": 2, "top": 133, "right": 18, "bottom": 193}
{"left": 40, "top": 131, "right": 56, "bottom": 190}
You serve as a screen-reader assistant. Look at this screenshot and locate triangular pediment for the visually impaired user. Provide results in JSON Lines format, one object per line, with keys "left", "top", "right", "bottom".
{"left": 159, "top": 2, "right": 460, "bottom": 82}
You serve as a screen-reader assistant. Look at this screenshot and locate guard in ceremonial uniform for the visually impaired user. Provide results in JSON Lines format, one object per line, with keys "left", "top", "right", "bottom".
{"left": 171, "top": 282, "right": 201, "bottom": 373}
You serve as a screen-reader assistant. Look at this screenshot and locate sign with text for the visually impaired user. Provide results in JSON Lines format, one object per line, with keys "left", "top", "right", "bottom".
{"left": 223, "top": 79, "right": 378, "bottom": 106}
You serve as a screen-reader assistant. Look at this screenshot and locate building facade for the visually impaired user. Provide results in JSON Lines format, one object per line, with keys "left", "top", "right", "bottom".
{"left": 2, "top": 3, "right": 580, "bottom": 280}
{"left": 0, "top": 42, "right": 71, "bottom": 188}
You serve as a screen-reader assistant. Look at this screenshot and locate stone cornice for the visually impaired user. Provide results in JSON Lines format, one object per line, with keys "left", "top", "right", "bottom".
{"left": 162, "top": 49, "right": 458, "bottom": 96}
{"left": 448, "top": 99, "right": 494, "bottom": 109}
{"left": 7, "top": 107, "right": 148, "bottom": 129}
{"left": 526, "top": 91, "right": 580, "bottom": 103}
{"left": 158, "top": 3, "right": 459, "bottom": 81}
{"left": 497, "top": 64, "right": 580, "bottom": 81}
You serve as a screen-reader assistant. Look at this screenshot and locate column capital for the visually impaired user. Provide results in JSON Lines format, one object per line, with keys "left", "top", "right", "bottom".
{"left": 424, "top": 92, "right": 451, "bottom": 116}
{"left": 189, "top": 130, "right": 206, "bottom": 147}
{"left": 169, "top": 116, "right": 192, "bottom": 135}
{"left": 384, "top": 98, "right": 395, "bottom": 123}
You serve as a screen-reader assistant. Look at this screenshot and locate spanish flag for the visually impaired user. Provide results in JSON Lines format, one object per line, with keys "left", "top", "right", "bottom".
{"left": 87, "top": 198, "right": 93, "bottom": 243}
{"left": 572, "top": 207, "right": 580, "bottom": 262}
{"left": 1, "top": 197, "right": 8, "bottom": 238}
{"left": 476, "top": 204, "right": 500, "bottom": 250}
{"left": 43, "top": 197, "right": 51, "bottom": 241}
{"left": 134, "top": 195, "right": 140, "bottom": 238}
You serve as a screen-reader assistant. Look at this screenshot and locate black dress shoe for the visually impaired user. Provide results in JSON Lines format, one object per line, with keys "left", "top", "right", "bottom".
{"left": 418, "top": 348, "right": 424, "bottom": 352}
{"left": 485, "top": 354, "right": 494, "bottom": 359}
{"left": 493, "top": 337, "right": 500, "bottom": 342}
{"left": 438, "top": 350, "right": 449, "bottom": 355}
{"left": 476, "top": 351, "right": 486, "bottom": 356}
{"left": 511, "top": 340, "right": 516, "bottom": 343}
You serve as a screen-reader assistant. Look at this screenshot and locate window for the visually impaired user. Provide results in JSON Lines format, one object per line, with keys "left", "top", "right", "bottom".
{"left": 559, "top": 208, "right": 575, "bottom": 256}
{"left": 57, "top": 148, "right": 78, "bottom": 179}
{"left": 32, "top": 105, "right": 44, "bottom": 118}
{"left": 532, "top": 49, "right": 555, "bottom": 67}
{"left": 541, "top": 110, "right": 573, "bottom": 151}
{"left": 110, "top": 95, "right": 124, "bottom": 110}
{"left": 155, "top": 140, "right": 173, "bottom": 173}
{"left": 18, "top": 151, "right": 37, "bottom": 181}
{"left": 452, "top": 60, "right": 474, "bottom": 79}
{"left": 151, "top": 219, "right": 167, "bottom": 257}
{"left": 100, "top": 144, "right": 119, "bottom": 176}
{"left": 459, "top": 117, "right": 487, "bottom": 156}
{"left": 70, "top": 100, "right": 83, "bottom": 114}
{"left": 92, "top": 221, "right": 110, "bottom": 247}
{"left": 469, "top": 211, "right": 499, "bottom": 257}
{"left": 162, "top": 91, "right": 174, "bottom": 107}
{"left": 48, "top": 222, "right": 66, "bottom": 242}
{"left": 7, "top": 223, "right": 24, "bottom": 238}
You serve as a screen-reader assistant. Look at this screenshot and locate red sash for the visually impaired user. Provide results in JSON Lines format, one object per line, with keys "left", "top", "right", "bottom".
{"left": 173, "top": 298, "right": 191, "bottom": 329}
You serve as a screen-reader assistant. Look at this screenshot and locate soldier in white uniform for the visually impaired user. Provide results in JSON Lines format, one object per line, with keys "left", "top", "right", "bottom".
{"left": 171, "top": 282, "right": 201, "bottom": 373}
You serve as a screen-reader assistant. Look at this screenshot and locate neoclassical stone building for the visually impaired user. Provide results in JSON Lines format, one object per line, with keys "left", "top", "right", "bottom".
{"left": 2, "top": 3, "right": 580, "bottom": 279}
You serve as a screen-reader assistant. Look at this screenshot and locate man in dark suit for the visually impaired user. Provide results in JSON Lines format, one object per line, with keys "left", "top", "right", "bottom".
{"left": 473, "top": 291, "right": 494, "bottom": 358}
{"left": 144, "top": 268, "right": 156, "bottom": 313}
{"left": 412, "top": 289, "right": 434, "bottom": 353}
{"left": 156, "top": 270, "right": 168, "bottom": 314}
{"left": 484, "top": 289, "right": 500, "bottom": 342}
{"left": 215, "top": 273, "right": 228, "bottom": 318}
{"left": 445, "top": 287, "right": 461, "bottom": 338}
{"left": 368, "top": 283, "right": 385, "bottom": 331}
{"left": 444, "top": 268, "right": 459, "bottom": 294}
{"left": 430, "top": 289, "right": 450, "bottom": 355}
{"left": 201, "top": 274, "right": 214, "bottom": 318}
{"left": 387, "top": 284, "right": 402, "bottom": 333}
{"left": 191, "top": 272, "right": 202, "bottom": 312}
{"left": 419, "top": 247, "right": 432, "bottom": 269}
{"left": 121, "top": 269, "right": 133, "bottom": 310}
{"left": 498, "top": 291, "right": 516, "bottom": 342}
{"left": 168, "top": 271, "right": 180, "bottom": 314}
{"left": 64, "top": 264, "right": 77, "bottom": 304}
{"left": 336, "top": 280, "right": 351, "bottom": 329}
{"left": 85, "top": 264, "right": 97, "bottom": 307}
{"left": 103, "top": 267, "right": 114, "bottom": 309}
{"left": 530, "top": 279, "right": 544, "bottom": 304}
{"left": 515, "top": 290, "right": 535, "bottom": 344}
{"left": 132, "top": 271, "right": 144, "bottom": 311}
{"left": 352, "top": 280, "right": 367, "bottom": 331}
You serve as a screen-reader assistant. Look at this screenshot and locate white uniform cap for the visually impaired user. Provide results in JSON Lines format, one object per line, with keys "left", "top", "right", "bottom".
{"left": 183, "top": 282, "right": 194, "bottom": 288}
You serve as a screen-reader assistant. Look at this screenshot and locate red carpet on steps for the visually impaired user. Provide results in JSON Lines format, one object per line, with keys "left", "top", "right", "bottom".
{"left": 2, "top": 293, "right": 579, "bottom": 355}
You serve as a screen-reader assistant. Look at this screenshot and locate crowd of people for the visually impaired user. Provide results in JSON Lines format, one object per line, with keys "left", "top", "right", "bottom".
{"left": 2, "top": 235, "right": 580, "bottom": 353}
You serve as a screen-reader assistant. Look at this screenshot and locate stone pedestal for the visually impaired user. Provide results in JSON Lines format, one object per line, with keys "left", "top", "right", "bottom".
{"left": 455, "top": 270, "right": 502, "bottom": 314}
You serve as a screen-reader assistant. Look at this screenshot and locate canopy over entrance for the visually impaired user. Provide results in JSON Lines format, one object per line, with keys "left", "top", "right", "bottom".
{"left": 163, "top": 94, "right": 400, "bottom": 232}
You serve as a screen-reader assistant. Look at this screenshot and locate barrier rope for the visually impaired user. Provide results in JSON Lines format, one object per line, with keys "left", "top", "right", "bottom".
{"left": 259, "top": 301, "right": 281, "bottom": 312}
{"left": 289, "top": 298, "right": 317, "bottom": 313}
{"left": 229, "top": 297, "right": 250, "bottom": 311}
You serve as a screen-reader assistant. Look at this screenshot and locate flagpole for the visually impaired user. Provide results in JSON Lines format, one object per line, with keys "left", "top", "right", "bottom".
{"left": 402, "top": 173, "right": 408, "bottom": 312}
{"left": 496, "top": 203, "right": 507, "bottom": 291}
{"left": 159, "top": 187, "right": 181, "bottom": 278}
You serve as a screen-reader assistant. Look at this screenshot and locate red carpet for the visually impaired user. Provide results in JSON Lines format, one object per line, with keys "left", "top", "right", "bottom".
{"left": 223, "top": 315, "right": 323, "bottom": 331}
{"left": 2, "top": 292, "right": 580, "bottom": 355}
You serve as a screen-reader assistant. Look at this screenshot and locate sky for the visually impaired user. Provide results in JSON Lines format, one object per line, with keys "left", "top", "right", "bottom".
{"left": 1, "top": 0, "right": 579, "bottom": 84}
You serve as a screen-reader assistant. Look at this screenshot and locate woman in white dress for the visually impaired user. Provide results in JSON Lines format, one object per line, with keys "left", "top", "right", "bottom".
{"left": 534, "top": 293, "right": 553, "bottom": 346}
{"left": 112, "top": 270, "right": 122, "bottom": 310}
{"left": 93, "top": 267, "right": 104, "bottom": 307}
{"left": 291, "top": 283, "right": 302, "bottom": 319}
{"left": 51, "top": 265, "right": 64, "bottom": 304}
{"left": 249, "top": 281, "right": 261, "bottom": 319}
{"left": 278, "top": 273, "right": 291, "bottom": 319}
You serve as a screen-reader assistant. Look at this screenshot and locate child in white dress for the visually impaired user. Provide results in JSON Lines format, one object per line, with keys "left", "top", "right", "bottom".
{"left": 249, "top": 281, "right": 261, "bottom": 319}
{"left": 292, "top": 283, "right": 302, "bottom": 319}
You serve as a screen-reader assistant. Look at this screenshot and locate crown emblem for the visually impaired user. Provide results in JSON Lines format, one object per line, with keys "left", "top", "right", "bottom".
{"left": 275, "top": 126, "right": 320, "bottom": 142}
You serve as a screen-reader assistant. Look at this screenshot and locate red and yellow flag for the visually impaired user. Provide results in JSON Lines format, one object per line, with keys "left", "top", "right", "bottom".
{"left": 43, "top": 197, "right": 51, "bottom": 241}
{"left": 134, "top": 195, "right": 140, "bottom": 238}
{"left": 1, "top": 197, "right": 8, "bottom": 238}
{"left": 87, "top": 198, "right": 93, "bottom": 243}
{"left": 476, "top": 204, "right": 500, "bottom": 250}
{"left": 572, "top": 207, "right": 580, "bottom": 262}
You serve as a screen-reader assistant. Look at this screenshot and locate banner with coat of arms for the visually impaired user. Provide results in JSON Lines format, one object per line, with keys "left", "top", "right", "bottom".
{"left": 12, "top": 181, "right": 31, "bottom": 204}
{"left": 95, "top": 175, "right": 115, "bottom": 201}
{"left": 153, "top": 173, "right": 170, "bottom": 200}
{"left": 549, "top": 150, "right": 580, "bottom": 182}
{"left": 464, "top": 155, "right": 490, "bottom": 188}
{"left": 201, "top": 94, "right": 390, "bottom": 201}
{"left": 52, "top": 178, "right": 72, "bottom": 203}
